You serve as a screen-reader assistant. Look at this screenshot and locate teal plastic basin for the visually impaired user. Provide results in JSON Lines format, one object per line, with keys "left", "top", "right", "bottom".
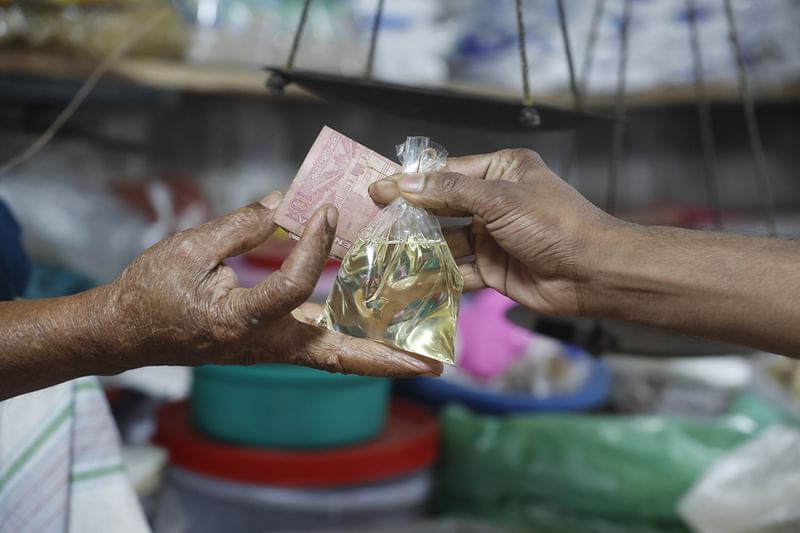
{"left": 191, "top": 364, "right": 390, "bottom": 449}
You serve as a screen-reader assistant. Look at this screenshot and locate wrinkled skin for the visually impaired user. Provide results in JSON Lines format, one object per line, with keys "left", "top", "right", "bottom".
{"left": 104, "top": 193, "right": 443, "bottom": 375}
{"left": 0, "top": 193, "right": 441, "bottom": 400}
{"left": 370, "top": 149, "right": 800, "bottom": 359}
{"left": 370, "top": 149, "right": 617, "bottom": 317}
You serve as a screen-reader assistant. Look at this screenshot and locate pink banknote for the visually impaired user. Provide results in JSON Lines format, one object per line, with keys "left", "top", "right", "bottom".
{"left": 274, "top": 126, "right": 401, "bottom": 259}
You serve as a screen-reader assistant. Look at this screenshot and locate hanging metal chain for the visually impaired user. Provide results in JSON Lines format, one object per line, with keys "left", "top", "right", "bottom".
{"left": 515, "top": 0, "right": 541, "bottom": 125}
{"left": 516, "top": 0, "right": 533, "bottom": 105}
{"left": 686, "top": 0, "right": 723, "bottom": 230}
{"left": 722, "top": 0, "right": 778, "bottom": 236}
{"left": 364, "top": 0, "right": 386, "bottom": 79}
{"left": 606, "top": 0, "right": 633, "bottom": 215}
{"left": 560, "top": 0, "right": 606, "bottom": 184}
{"left": 556, "top": 0, "right": 582, "bottom": 112}
{"left": 579, "top": 0, "right": 607, "bottom": 97}
{"left": 286, "top": 0, "right": 313, "bottom": 71}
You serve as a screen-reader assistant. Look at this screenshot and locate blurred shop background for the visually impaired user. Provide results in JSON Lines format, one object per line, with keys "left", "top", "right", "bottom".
{"left": 1, "top": 1, "right": 799, "bottom": 532}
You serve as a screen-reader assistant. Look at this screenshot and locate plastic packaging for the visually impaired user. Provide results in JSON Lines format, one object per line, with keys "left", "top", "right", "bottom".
{"left": 184, "top": 0, "right": 361, "bottom": 71}
{"left": 606, "top": 354, "right": 753, "bottom": 416}
{"left": 433, "top": 394, "right": 790, "bottom": 533}
{"left": 155, "top": 400, "right": 439, "bottom": 489}
{"left": 272, "top": 518, "right": 525, "bottom": 533}
{"left": 679, "top": 425, "right": 800, "bottom": 533}
{"left": 158, "top": 467, "right": 432, "bottom": 533}
{"left": 191, "top": 364, "right": 389, "bottom": 449}
{"left": 351, "top": 0, "right": 457, "bottom": 84}
{"left": 393, "top": 339, "right": 609, "bottom": 415}
{"left": 449, "top": 0, "right": 800, "bottom": 94}
{"left": 0, "top": 1, "right": 187, "bottom": 58}
{"left": 751, "top": 353, "right": 800, "bottom": 421}
{"left": 153, "top": 399, "right": 440, "bottom": 533}
{"left": 0, "top": 163, "right": 209, "bottom": 284}
{"left": 456, "top": 290, "right": 534, "bottom": 379}
{"left": 0, "top": 177, "right": 159, "bottom": 283}
{"left": 320, "top": 137, "right": 463, "bottom": 365}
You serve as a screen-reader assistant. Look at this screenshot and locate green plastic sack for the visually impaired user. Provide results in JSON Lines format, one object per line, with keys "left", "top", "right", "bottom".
{"left": 434, "top": 393, "right": 790, "bottom": 533}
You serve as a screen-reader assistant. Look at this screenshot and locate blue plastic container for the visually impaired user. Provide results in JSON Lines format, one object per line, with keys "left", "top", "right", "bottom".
{"left": 394, "top": 345, "right": 609, "bottom": 414}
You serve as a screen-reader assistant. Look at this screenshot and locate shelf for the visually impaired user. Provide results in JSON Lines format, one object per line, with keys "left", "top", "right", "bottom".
{"left": 0, "top": 49, "right": 316, "bottom": 101}
{"left": 1, "top": 49, "right": 798, "bottom": 108}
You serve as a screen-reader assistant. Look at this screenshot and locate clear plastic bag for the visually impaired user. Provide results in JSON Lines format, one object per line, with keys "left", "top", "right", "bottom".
{"left": 319, "top": 137, "right": 463, "bottom": 365}
{"left": 679, "top": 425, "right": 800, "bottom": 533}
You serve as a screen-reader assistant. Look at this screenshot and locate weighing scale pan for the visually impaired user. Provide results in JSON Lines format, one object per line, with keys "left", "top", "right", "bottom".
{"left": 266, "top": 67, "right": 611, "bottom": 132}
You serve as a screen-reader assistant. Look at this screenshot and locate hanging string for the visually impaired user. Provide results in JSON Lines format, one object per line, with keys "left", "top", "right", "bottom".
{"left": 579, "top": 0, "right": 607, "bottom": 97}
{"left": 364, "top": 0, "right": 386, "bottom": 79}
{"left": 560, "top": 0, "right": 606, "bottom": 184}
{"left": 606, "top": 0, "right": 632, "bottom": 215}
{"left": 722, "top": 0, "right": 777, "bottom": 236}
{"left": 286, "top": 0, "right": 313, "bottom": 71}
{"left": 686, "top": 0, "right": 723, "bottom": 230}
{"left": 515, "top": 0, "right": 533, "bottom": 105}
{"left": 556, "top": 0, "right": 582, "bottom": 112}
{"left": 515, "top": 0, "right": 541, "bottom": 125}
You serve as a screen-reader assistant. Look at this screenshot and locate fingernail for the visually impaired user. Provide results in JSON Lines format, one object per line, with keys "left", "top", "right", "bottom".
{"left": 369, "top": 179, "right": 396, "bottom": 199}
{"left": 413, "top": 360, "right": 442, "bottom": 376}
{"left": 259, "top": 191, "right": 283, "bottom": 209}
{"left": 398, "top": 173, "right": 425, "bottom": 193}
{"left": 326, "top": 206, "right": 339, "bottom": 228}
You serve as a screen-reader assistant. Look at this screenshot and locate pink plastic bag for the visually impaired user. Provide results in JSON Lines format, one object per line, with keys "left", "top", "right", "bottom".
{"left": 457, "top": 290, "right": 534, "bottom": 379}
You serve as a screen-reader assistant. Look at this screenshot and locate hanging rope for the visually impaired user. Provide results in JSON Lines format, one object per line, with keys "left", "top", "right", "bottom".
{"left": 560, "top": 0, "right": 606, "bottom": 184}
{"left": 286, "top": 0, "right": 313, "bottom": 71}
{"left": 515, "top": 0, "right": 533, "bottom": 105}
{"left": 556, "top": 0, "right": 582, "bottom": 112}
{"left": 579, "top": 0, "right": 607, "bottom": 97}
{"left": 606, "top": 0, "right": 632, "bottom": 215}
{"left": 364, "top": 0, "right": 386, "bottom": 79}
{"left": 515, "top": 0, "right": 541, "bottom": 125}
{"left": 722, "top": 0, "right": 777, "bottom": 236}
{"left": 686, "top": 0, "right": 723, "bottom": 230}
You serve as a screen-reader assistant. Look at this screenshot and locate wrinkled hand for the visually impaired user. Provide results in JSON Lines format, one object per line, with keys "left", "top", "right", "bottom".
{"left": 100, "top": 192, "right": 442, "bottom": 377}
{"left": 369, "top": 149, "right": 618, "bottom": 316}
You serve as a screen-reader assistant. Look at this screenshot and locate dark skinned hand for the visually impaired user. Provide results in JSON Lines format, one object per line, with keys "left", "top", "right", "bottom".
{"left": 101, "top": 191, "right": 442, "bottom": 377}
{"left": 369, "top": 149, "right": 618, "bottom": 317}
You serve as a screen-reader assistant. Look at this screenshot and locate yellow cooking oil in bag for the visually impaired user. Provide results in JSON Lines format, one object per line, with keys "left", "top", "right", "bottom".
{"left": 319, "top": 137, "right": 463, "bottom": 364}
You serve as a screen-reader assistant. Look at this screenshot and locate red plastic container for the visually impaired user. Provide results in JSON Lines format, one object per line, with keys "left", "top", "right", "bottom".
{"left": 154, "top": 399, "right": 439, "bottom": 488}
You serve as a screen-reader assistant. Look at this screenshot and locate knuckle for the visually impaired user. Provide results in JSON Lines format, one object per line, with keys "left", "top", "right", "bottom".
{"left": 492, "top": 148, "right": 547, "bottom": 183}
{"left": 220, "top": 209, "right": 258, "bottom": 234}
{"left": 435, "top": 172, "right": 463, "bottom": 195}
{"left": 208, "top": 320, "right": 239, "bottom": 346}
{"left": 510, "top": 147, "right": 544, "bottom": 166}
{"left": 144, "top": 230, "right": 197, "bottom": 262}
{"left": 323, "top": 337, "right": 350, "bottom": 373}
{"left": 163, "top": 225, "right": 194, "bottom": 244}
{"left": 279, "top": 272, "right": 314, "bottom": 304}
{"left": 483, "top": 186, "right": 513, "bottom": 218}
{"left": 176, "top": 235, "right": 198, "bottom": 256}
{"left": 323, "top": 352, "right": 345, "bottom": 374}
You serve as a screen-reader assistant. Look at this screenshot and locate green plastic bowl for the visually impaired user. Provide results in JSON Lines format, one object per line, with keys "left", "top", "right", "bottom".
{"left": 191, "top": 364, "right": 390, "bottom": 449}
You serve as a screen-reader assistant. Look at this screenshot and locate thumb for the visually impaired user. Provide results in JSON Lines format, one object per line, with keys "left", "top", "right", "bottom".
{"left": 396, "top": 172, "right": 510, "bottom": 220}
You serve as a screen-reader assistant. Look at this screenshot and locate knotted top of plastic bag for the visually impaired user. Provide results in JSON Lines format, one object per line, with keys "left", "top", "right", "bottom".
{"left": 397, "top": 136, "right": 448, "bottom": 174}
{"left": 361, "top": 137, "right": 448, "bottom": 242}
